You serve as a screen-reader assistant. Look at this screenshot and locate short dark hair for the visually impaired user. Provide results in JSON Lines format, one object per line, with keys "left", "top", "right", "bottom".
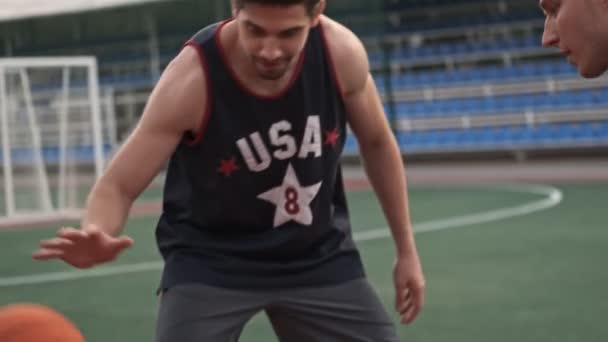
{"left": 233, "top": 0, "right": 321, "bottom": 16}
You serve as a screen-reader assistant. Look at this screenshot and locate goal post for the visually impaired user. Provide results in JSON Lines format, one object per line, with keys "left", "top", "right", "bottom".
{"left": 0, "top": 56, "right": 112, "bottom": 226}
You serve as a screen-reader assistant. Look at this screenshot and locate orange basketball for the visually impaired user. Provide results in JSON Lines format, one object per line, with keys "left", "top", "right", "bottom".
{"left": 0, "top": 303, "right": 85, "bottom": 342}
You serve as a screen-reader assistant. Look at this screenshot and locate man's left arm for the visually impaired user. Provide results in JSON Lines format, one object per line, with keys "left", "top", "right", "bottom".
{"left": 326, "top": 20, "right": 425, "bottom": 324}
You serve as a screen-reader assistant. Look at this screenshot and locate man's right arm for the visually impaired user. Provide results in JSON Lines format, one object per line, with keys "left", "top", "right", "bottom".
{"left": 82, "top": 45, "right": 208, "bottom": 237}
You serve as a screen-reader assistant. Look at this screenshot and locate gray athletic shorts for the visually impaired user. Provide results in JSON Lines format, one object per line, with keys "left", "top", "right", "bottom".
{"left": 155, "top": 278, "right": 400, "bottom": 342}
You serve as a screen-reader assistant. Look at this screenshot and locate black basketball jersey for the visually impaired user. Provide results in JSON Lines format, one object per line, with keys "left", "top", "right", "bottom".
{"left": 155, "top": 19, "right": 365, "bottom": 290}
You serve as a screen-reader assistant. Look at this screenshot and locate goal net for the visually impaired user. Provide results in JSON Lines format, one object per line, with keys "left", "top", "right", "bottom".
{"left": 0, "top": 57, "right": 115, "bottom": 227}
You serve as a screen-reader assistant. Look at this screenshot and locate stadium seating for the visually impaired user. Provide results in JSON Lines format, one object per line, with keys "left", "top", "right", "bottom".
{"left": 385, "top": 11, "right": 540, "bottom": 32}
{"left": 395, "top": 89, "right": 608, "bottom": 118}
{"left": 373, "top": 34, "right": 540, "bottom": 64}
{"left": 0, "top": 145, "right": 114, "bottom": 165}
{"left": 397, "top": 121, "right": 608, "bottom": 150}
{"left": 385, "top": 0, "right": 505, "bottom": 10}
{"left": 3, "top": 0, "right": 606, "bottom": 158}
{"left": 383, "top": 60, "right": 576, "bottom": 90}
{"left": 344, "top": 121, "right": 608, "bottom": 154}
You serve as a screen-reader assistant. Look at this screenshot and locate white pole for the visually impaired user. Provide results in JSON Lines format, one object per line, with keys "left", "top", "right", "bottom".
{"left": 87, "top": 59, "right": 104, "bottom": 178}
{"left": 19, "top": 68, "right": 53, "bottom": 212}
{"left": 104, "top": 87, "right": 118, "bottom": 151}
{"left": 146, "top": 15, "right": 161, "bottom": 82}
{"left": 0, "top": 66, "right": 15, "bottom": 216}
{"left": 0, "top": 57, "right": 98, "bottom": 68}
{"left": 58, "top": 67, "right": 71, "bottom": 210}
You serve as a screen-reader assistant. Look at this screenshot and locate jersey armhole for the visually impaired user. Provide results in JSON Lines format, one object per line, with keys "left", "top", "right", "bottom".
{"left": 318, "top": 22, "right": 346, "bottom": 104}
{"left": 183, "top": 40, "right": 212, "bottom": 146}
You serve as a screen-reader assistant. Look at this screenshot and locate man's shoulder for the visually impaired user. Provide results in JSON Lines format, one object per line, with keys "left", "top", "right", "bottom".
{"left": 319, "top": 16, "right": 369, "bottom": 96}
{"left": 190, "top": 20, "right": 224, "bottom": 46}
{"left": 319, "top": 16, "right": 360, "bottom": 46}
{"left": 319, "top": 16, "right": 368, "bottom": 65}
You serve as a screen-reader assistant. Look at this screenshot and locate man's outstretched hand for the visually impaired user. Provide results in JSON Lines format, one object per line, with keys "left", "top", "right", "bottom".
{"left": 33, "top": 225, "right": 133, "bottom": 269}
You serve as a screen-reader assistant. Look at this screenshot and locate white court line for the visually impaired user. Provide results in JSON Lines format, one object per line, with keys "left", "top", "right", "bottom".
{"left": 354, "top": 183, "right": 562, "bottom": 240}
{"left": 0, "top": 184, "right": 562, "bottom": 288}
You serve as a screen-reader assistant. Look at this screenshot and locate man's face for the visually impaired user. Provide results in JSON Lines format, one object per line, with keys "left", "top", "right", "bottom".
{"left": 540, "top": 0, "right": 608, "bottom": 78}
{"left": 234, "top": 3, "right": 319, "bottom": 80}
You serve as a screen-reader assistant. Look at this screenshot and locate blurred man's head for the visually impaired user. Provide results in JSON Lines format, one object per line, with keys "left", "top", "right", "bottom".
{"left": 540, "top": 0, "right": 608, "bottom": 78}
{"left": 231, "top": 0, "right": 325, "bottom": 80}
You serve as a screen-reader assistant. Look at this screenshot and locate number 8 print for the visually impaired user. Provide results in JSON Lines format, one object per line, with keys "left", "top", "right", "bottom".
{"left": 284, "top": 186, "right": 300, "bottom": 215}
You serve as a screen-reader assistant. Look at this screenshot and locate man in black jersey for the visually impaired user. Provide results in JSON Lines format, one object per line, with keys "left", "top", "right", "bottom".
{"left": 33, "top": 1, "right": 425, "bottom": 340}
{"left": 540, "top": 0, "right": 608, "bottom": 78}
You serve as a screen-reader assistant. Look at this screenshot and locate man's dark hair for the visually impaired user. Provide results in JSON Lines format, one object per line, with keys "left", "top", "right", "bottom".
{"left": 233, "top": 0, "right": 322, "bottom": 16}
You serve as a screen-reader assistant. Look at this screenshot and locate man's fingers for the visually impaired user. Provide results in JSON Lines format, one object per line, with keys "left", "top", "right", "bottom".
{"left": 58, "top": 227, "right": 80, "bottom": 235}
{"left": 394, "top": 286, "right": 406, "bottom": 311}
{"left": 401, "top": 286, "right": 425, "bottom": 324}
{"left": 39, "top": 237, "right": 74, "bottom": 250}
{"left": 394, "top": 289, "right": 399, "bottom": 311}
{"left": 113, "top": 236, "right": 135, "bottom": 250}
{"left": 58, "top": 228, "right": 88, "bottom": 241}
{"left": 87, "top": 229, "right": 133, "bottom": 251}
{"left": 395, "top": 286, "right": 411, "bottom": 308}
{"left": 414, "top": 283, "right": 425, "bottom": 310}
{"left": 34, "top": 227, "right": 132, "bottom": 266}
{"left": 398, "top": 290, "right": 413, "bottom": 314}
{"left": 402, "top": 301, "right": 422, "bottom": 324}
{"left": 32, "top": 248, "right": 64, "bottom": 260}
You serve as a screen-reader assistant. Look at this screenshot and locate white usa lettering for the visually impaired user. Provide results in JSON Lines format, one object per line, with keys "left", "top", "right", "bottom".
{"left": 236, "top": 116, "right": 322, "bottom": 173}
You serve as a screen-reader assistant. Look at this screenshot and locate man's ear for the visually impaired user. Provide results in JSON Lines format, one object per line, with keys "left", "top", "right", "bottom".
{"left": 310, "top": 1, "right": 326, "bottom": 27}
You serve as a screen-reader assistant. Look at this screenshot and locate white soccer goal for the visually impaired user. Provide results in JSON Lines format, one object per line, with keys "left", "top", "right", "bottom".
{"left": 0, "top": 57, "right": 115, "bottom": 227}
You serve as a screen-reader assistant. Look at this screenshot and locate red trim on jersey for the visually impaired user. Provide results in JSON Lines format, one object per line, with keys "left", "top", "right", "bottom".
{"left": 214, "top": 18, "right": 305, "bottom": 100}
{"left": 217, "top": 157, "right": 239, "bottom": 177}
{"left": 318, "top": 21, "right": 346, "bottom": 102}
{"left": 183, "top": 40, "right": 212, "bottom": 146}
{"left": 324, "top": 128, "right": 340, "bottom": 147}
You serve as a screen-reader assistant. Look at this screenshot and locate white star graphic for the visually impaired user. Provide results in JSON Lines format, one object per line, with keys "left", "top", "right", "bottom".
{"left": 257, "top": 163, "right": 323, "bottom": 228}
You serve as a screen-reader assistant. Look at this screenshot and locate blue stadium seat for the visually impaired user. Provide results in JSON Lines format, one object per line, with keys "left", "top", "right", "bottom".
{"left": 394, "top": 87, "right": 608, "bottom": 119}
{"left": 397, "top": 120, "right": 608, "bottom": 152}
{"left": 0, "top": 145, "right": 114, "bottom": 165}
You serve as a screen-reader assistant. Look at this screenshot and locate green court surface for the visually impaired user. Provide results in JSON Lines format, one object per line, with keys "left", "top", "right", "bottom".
{"left": 0, "top": 182, "right": 607, "bottom": 341}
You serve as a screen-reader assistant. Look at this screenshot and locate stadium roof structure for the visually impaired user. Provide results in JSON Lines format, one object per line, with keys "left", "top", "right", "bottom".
{"left": 0, "top": 0, "right": 168, "bottom": 22}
